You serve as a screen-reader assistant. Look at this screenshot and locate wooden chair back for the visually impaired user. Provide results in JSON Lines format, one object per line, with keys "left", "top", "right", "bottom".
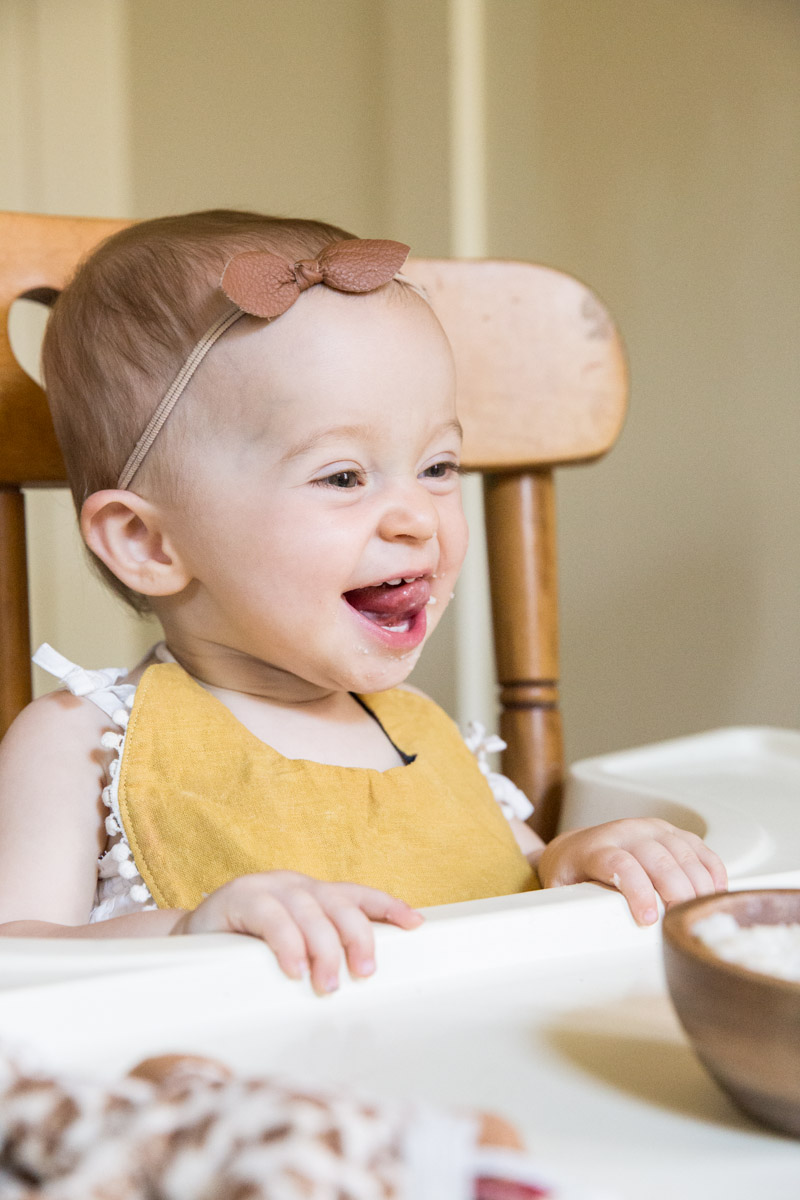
{"left": 0, "top": 212, "right": 627, "bottom": 840}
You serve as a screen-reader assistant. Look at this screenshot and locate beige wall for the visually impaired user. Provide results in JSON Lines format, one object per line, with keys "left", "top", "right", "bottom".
{"left": 126, "top": 0, "right": 386, "bottom": 231}
{"left": 486, "top": 0, "right": 800, "bottom": 758}
{"left": 2, "top": 1, "right": 798, "bottom": 763}
{"left": 1, "top": 0, "right": 161, "bottom": 696}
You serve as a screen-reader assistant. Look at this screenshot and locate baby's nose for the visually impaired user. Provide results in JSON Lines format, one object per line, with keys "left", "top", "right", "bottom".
{"left": 378, "top": 484, "right": 438, "bottom": 542}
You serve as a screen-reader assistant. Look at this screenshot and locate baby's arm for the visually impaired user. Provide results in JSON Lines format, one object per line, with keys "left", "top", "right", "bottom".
{"left": 0, "top": 689, "right": 124, "bottom": 926}
{"left": 0, "top": 692, "right": 178, "bottom": 935}
{"left": 508, "top": 815, "right": 727, "bottom": 924}
{"left": 0, "top": 696, "right": 421, "bottom": 992}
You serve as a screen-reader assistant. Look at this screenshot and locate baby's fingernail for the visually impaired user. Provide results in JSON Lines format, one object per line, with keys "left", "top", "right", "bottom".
{"left": 289, "top": 961, "right": 308, "bottom": 980}
{"left": 642, "top": 907, "right": 658, "bottom": 925}
{"left": 358, "top": 958, "right": 375, "bottom": 976}
{"left": 322, "top": 975, "right": 339, "bottom": 993}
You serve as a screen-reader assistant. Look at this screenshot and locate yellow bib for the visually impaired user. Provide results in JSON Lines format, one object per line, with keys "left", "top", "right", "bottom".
{"left": 117, "top": 664, "right": 537, "bottom": 910}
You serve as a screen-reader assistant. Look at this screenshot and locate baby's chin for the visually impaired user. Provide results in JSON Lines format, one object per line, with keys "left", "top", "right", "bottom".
{"left": 331, "top": 644, "right": 426, "bottom": 696}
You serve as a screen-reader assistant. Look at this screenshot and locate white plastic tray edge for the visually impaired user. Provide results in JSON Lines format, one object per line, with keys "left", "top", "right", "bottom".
{"left": 563, "top": 724, "right": 800, "bottom": 877}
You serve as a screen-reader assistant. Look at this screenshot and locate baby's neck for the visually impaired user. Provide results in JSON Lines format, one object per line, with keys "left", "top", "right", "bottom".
{"left": 196, "top": 683, "right": 404, "bottom": 770}
{"left": 159, "top": 634, "right": 337, "bottom": 706}
{"left": 139, "top": 636, "right": 405, "bottom": 771}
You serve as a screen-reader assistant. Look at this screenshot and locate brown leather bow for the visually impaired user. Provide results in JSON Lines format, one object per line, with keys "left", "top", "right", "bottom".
{"left": 118, "top": 238, "right": 412, "bottom": 489}
{"left": 221, "top": 239, "right": 410, "bottom": 319}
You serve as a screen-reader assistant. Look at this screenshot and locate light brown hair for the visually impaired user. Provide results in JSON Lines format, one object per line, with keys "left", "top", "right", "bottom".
{"left": 42, "top": 210, "right": 356, "bottom": 613}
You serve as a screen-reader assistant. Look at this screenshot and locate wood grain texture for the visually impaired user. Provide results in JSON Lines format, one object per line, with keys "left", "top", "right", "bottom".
{"left": 0, "top": 489, "right": 32, "bottom": 737}
{"left": 0, "top": 213, "right": 129, "bottom": 732}
{"left": 408, "top": 258, "right": 628, "bottom": 470}
{"left": 0, "top": 211, "right": 129, "bottom": 485}
{"left": 484, "top": 472, "right": 563, "bottom": 839}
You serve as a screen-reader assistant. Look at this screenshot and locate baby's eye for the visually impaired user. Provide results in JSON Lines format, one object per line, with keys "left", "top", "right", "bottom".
{"left": 422, "top": 461, "right": 461, "bottom": 480}
{"left": 318, "top": 470, "right": 361, "bottom": 489}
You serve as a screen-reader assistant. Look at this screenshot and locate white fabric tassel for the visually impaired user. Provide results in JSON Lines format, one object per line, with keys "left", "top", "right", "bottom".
{"left": 463, "top": 721, "right": 534, "bottom": 820}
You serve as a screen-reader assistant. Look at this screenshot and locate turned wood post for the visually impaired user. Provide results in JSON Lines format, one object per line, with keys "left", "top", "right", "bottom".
{"left": 0, "top": 487, "right": 31, "bottom": 739}
{"left": 484, "top": 470, "right": 563, "bottom": 842}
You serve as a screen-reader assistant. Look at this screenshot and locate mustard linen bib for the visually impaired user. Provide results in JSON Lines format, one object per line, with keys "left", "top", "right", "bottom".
{"left": 117, "top": 663, "right": 537, "bottom": 910}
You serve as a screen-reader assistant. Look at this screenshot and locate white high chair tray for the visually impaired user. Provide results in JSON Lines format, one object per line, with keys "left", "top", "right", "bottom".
{"left": 0, "top": 726, "right": 798, "bottom": 1200}
{"left": 562, "top": 724, "right": 800, "bottom": 880}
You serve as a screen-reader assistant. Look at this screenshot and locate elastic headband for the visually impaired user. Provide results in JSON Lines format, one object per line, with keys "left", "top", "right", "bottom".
{"left": 116, "top": 238, "right": 410, "bottom": 490}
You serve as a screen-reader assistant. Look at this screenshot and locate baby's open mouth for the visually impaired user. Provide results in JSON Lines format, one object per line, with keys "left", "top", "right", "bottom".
{"left": 343, "top": 577, "right": 431, "bottom": 633}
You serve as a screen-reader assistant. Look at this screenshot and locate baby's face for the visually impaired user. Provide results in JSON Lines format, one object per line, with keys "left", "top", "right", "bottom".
{"left": 162, "top": 286, "right": 468, "bottom": 697}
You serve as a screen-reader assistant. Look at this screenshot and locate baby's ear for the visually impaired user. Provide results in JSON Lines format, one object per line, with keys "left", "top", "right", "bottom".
{"left": 80, "top": 491, "right": 192, "bottom": 597}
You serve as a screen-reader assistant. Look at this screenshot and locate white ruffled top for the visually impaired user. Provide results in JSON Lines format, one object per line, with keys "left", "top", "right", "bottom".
{"left": 32, "top": 643, "right": 533, "bottom": 922}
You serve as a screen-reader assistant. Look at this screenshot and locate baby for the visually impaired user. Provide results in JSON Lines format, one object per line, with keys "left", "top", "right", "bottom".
{"left": 0, "top": 211, "right": 726, "bottom": 994}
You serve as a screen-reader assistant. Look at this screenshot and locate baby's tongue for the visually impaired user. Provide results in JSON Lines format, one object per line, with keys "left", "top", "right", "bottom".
{"left": 344, "top": 578, "right": 430, "bottom": 627}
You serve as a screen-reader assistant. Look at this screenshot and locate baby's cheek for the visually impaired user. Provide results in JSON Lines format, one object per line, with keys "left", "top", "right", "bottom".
{"left": 441, "top": 504, "right": 469, "bottom": 581}
{"left": 425, "top": 570, "right": 459, "bottom": 637}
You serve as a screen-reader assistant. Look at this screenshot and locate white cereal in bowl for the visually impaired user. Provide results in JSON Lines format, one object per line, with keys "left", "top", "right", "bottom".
{"left": 692, "top": 911, "right": 800, "bottom": 982}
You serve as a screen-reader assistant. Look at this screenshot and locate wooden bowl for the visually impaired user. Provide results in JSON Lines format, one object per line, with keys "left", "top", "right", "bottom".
{"left": 662, "top": 890, "right": 800, "bottom": 1137}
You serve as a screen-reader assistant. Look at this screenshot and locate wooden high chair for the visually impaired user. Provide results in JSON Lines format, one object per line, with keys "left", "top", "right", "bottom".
{"left": 0, "top": 211, "right": 627, "bottom": 841}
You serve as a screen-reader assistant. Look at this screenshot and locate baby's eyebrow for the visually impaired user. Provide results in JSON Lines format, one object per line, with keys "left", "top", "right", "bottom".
{"left": 280, "top": 418, "right": 463, "bottom": 464}
{"left": 437, "top": 418, "right": 464, "bottom": 443}
{"left": 279, "top": 424, "right": 374, "bottom": 464}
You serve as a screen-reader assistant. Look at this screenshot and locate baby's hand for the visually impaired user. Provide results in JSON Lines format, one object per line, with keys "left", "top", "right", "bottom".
{"left": 171, "top": 871, "right": 423, "bottom": 994}
{"left": 535, "top": 818, "right": 727, "bottom": 925}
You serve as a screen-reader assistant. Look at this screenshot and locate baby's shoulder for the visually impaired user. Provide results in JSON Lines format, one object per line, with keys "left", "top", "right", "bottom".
{"left": 0, "top": 688, "right": 116, "bottom": 866}
{"left": 0, "top": 687, "right": 113, "bottom": 765}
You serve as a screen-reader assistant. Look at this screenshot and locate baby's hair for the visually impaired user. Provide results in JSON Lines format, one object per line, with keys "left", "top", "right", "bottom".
{"left": 42, "top": 210, "right": 360, "bottom": 613}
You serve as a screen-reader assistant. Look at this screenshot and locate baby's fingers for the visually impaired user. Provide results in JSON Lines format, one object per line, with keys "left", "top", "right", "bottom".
{"left": 322, "top": 900, "right": 378, "bottom": 981}
{"left": 599, "top": 850, "right": 661, "bottom": 926}
{"left": 231, "top": 892, "right": 310, "bottom": 981}
{"left": 282, "top": 889, "right": 348, "bottom": 995}
{"left": 346, "top": 886, "right": 424, "bottom": 931}
{"left": 633, "top": 839, "right": 709, "bottom": 911}
{"left": 322, "top": 886, "right": 422, "bottom": 980}
{"left": 670, "top": 829, "right": 728, "bottom": 893}
{"left": 656, "top": 831, "right": 721, "bottom": 901}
